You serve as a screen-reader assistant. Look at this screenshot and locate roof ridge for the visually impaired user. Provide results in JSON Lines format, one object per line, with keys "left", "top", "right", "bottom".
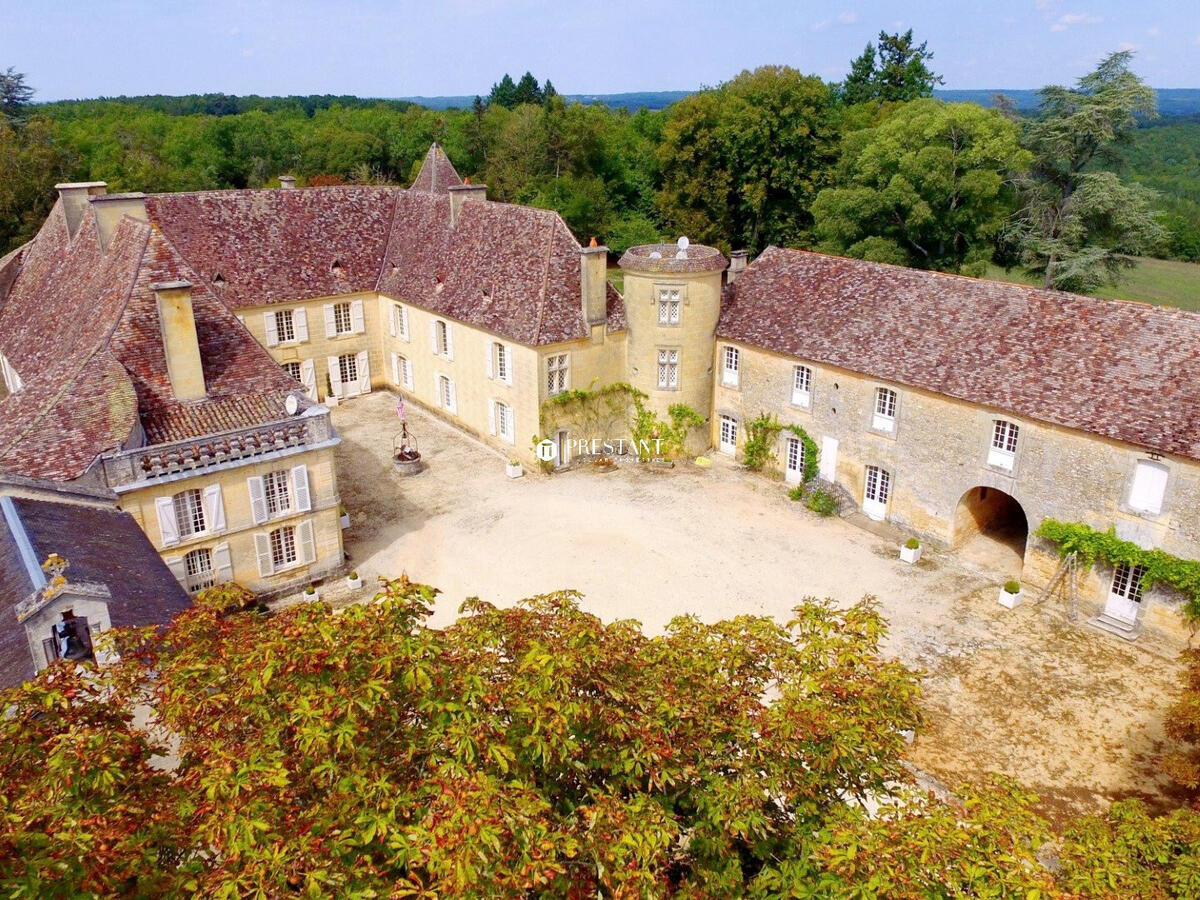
{"left": 373, "top": 189, "right": 406, "bottom": 292}
{"left": 532, "top": 214, "right": 556, "bottom": 343}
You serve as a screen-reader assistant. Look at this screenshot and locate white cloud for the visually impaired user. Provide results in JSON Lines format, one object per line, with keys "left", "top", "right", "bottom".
{"left": 837, "top": 10, "right": 860, "bottom": 25}
{"left": 1117, "top": 41, "right": 1140, "bottom": 52}
{"left": 811, "top": 19, "right": 830, "bottom": 31}
{"left": 1051, "top": 12, "right": 1103, "bottom": 31}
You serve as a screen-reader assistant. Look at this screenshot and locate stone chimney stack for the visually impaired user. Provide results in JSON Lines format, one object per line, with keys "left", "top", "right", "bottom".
{"left": 580, "top": 241, "right": 609, "bottom": 326}
{"left": 54, "top": 182, "right": 108, "bottom": 239}
{"left": 279, "top": 175, "right": 296, "bottom": 189}
{"left": 152, "top": 281, "right": 207, "bottom": 401}
{"left": 90, "top": 193, "right": 148, "bottom": 251}
{"left": 728, "top": 250, "right": 750, "bottom": 284}
{"left": 448, "top": 182, "right": 487, "bottom": 228}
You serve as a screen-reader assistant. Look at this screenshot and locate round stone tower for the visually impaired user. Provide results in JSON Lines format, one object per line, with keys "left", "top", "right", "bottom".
{"left": 618, "top": 240, "right": 728, "bottom": 432}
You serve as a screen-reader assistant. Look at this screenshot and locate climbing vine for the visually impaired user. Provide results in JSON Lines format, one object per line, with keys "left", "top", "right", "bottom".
{"left": 1036, "top": 519, "right": 1200, "bottom": 621}
{"left": 631, "top": 398, "right": 704, "bottom": 461}
{"left": 742, "top": 413, "right": 819, "bottom": 483}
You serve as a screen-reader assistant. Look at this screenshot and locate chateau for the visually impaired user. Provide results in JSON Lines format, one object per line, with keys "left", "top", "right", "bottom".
{"left": 0, "top": 142, "right": 1197, "bottom": 682}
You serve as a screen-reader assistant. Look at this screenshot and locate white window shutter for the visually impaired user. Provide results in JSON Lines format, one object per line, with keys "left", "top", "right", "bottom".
{"left": 434, "top": 373, "right": 442, "bottom": 407}
{"left": 1130, "top": 461, "right": 1169, "bottom": 514}
{"left": 503, "top": 346, "right": 513, "bottom": 386}
{"left": 405, "top": 360, "right": 413, "bottom": 390}
{"left": 486, "top": 342, "right": 494, "bottom": 379}
{"left": 323, "top": 304, "right": 336, "bottom": 338}
{"left": 430, "top": 321, "right": 439, "bottom": 354}
{"left": 291, "top": 464, "right": 312, "bottom": 512}
{"left": 294, "top": 307, "right": 308, "bottom": 341}
{"left": 264, "top": 312, "right": 279, "bottom": 347}
{"left": 505, "top": 409, "right": 515, "bottom": 444}
{"left": 388, "top": 304, "right": 397, "bottom": 337}
{"left": 253, "top": 532, "right": 274, "bottom": 577}
{"left": 156, "top": 497, "right": 179, "bottom": 547}
{"left": 391, "top": 352, "right": 400, "bottom": 385}
{"left": 165, "top": 555, "right": 186, "bottom": 585}
{"left": 296, "top": 520, "right": 317, "bottom": 564}
{"left": 213, "top": 542, "right": 234, "bottom": 583}
{"left": 247, "top": 476, "right": 267, "bottom": 524}
{"left": 327, "top": 356, "right": 342, "bottom": 397}
{"left": 300, "top": 359, "right": 316, "bottom": 399}
{"left": 203, "top": 484, "right": 226, "bottom": 534}
{"left": 447, "top": 379, "right": 457, "bottom": 414}
{"left": 356, "top": 350, "right": 371, "bottom": 394}
{"left": 445, "top": 324, "right": 455, "bottom": 360}
{"left": 351, "top": 299, "right": 365, "bottom": 334}
{"left": 488, "top": 400, "right": 496, "bottom": 434}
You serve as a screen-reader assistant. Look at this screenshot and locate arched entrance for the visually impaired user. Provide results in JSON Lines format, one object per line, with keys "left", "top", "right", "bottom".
{"left": 953, "top": 486, "right": 1028, "bottom": 578}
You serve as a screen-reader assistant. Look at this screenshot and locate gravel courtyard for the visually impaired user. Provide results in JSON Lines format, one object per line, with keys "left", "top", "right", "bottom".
{"left": 330, "top": 391, "right": 1185, "bottom": 822}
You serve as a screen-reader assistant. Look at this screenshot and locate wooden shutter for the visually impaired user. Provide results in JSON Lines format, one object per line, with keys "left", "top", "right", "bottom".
{"left": 247, "top": 476, "right": 267, "bottom": 524}
{"left": 1130, "top": 461, "right": 1168, "bottom": 514}
{"left": 203, "top": 484, "right": 226, "bottom": 533}
{"left": 399, "top": 306, "right": 408, "bottom": 339}
{"left": 254, "top": 532, "right": 274, "bottom": 577}
{"left": 503, "top": 346, "right": 513, "bottom": 386}
{"left": 327, "top": 356, "right": 341, "bottom": 397}
{"left": 486, "top": 342, "right": 494, "bottom": 379}
{"left": 391, "top": 352, "right": 400, "bottom": 385}
{"left": 212, "top": 542, "right": 234, "bottom": 583}
{"left": 430, "top": 321, "right": 439, "bottom": 354}
{"left": 350, "top": 299, "right": 365, "bottom": 334}
{"left": 447, "top": 379, "right": 457, "bottom": 414}
{"left": 388, "top": 304, "right": 397, "bottom": 337}
{"left": 294, "top": 307, "right": 308, "bottom": 341}
{"left": 445, "top": 323, "right": 455, "bottom": 360}
{"left": 296, "top": 520, "right": 317, "bottom": 564}
{"left": 291, "top": 464, "right": 312, "bottom": 512}
{"left": 487, "top": 400, "right": 496, "bottom": 434}
{"left": 300, "top": 359, "right": 316, "bottom": 399}
{"left": 356, "top": 350, "right": 371, "bottom": 394}
{"left": 165, "top": 554, "right": 187, "bottom": 585}
{"left": 323, "top": 304, "right": 337, "bottom": 338}
{"left": 156, "top": 497, "right": 180, "bottom": 547}
{"left": 264, "top": 311, "right": 279, "bottom": 347}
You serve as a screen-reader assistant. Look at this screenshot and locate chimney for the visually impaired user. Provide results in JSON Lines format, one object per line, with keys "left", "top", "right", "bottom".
{"left": 54, "top": 182, "right": 107, "bottom": 239}
{"left": 152, "top": 281, "right": 207, "bottom": 401}
{"left": 279, "top": 175, "right": 296, "bottom": 189}
{"left": 728, "top": 250, "right": 750, "bottom": 284}
{"left": 448, "top": 182, "right": 487, "bottom": 228}
{"left": 91, "top": 193, "right": 148, "bottom": 251}
{"left": 580, "top": 242, "right": 609, "bottom": 325}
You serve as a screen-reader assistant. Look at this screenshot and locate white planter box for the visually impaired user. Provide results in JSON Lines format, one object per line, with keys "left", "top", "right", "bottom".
{"left": 506, "top": 462, "right": 524, "bottom": 479}
{"left": 347, "top": 575, "right": 362, "bottom": 590}
{"left": 303, "top": 588, "right": 319, "bottom": 602}
{"left": 900, "top": 544, "right": 921, "bottom": 564}
{"left": 998, "top": 587, "right": 1022, "bottom": 609}
{"left": 340, "top": 513, "right": 351, "bottom": 529}
{"left": 324, "top": 396, "right": 340, "bottom": 409}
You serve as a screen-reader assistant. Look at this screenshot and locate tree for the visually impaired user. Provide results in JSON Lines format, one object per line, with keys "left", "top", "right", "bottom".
{"left": 513, "top": 71, "right": 544, "bottom": 106}
{"left": 837, "top": 31, "right": 943, "bottom": 105}
{"left": 487, "top": 73, "right": 518, "bottom": 109}
{"left": 657, "top": 66, "right": 839, "bottom": 253}
{"left": 0, "top": 67, "right": 34, "bottom": 123}
{"left": 812, "top": 99, "right": 1030, "bottom": 272}
{"left": 1004, "top": 51, "right": 1164, "bottom": 291}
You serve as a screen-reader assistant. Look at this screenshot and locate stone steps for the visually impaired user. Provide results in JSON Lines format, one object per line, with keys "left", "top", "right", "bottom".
{"left": 1087, "top": 614, "right": 1143, "bottom": 641}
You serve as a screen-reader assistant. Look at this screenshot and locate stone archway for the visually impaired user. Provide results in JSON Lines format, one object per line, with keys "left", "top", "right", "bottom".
{"left": 953, "top": 486, "right": 1028, "bottom": 578}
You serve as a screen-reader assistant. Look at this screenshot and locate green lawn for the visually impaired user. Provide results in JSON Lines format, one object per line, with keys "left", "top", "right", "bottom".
{"left": 984, "top": 257, "right": 1200, "bottom": 312}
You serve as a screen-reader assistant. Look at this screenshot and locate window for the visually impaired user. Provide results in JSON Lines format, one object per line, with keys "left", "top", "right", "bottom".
{"left": 657, "top": 349, "right": 679, "bottom": 390}
{"left": 393, "top": 353, "right": 413, "bottom": 390}
{"left": 173, "top": 488, "right": 206, "bottom": 538}
{"left": 546, "top": 354, "right": 569, "bottom": 396}
{"left": 333, "top": 302, "right": 353, "bottom": 335}
{"left": 722, "top": 346, "right": 740, "bottom": 388}
{"left": 282, "top": 361, "right": 301, "bottom": 381}
{"left": 338, "top": 353, "right": 358, "bottom": 385}
{"left": 438, "top": 374, "right": 457, "bottom": 413}
{"left": 785, "top": 436, "right": 805, "bottom": 482}
{"left": 1111, "top": 563, "right": 1147, "bottom": 603}
{"left": 270, "top": 525, "right": 298, "bottom": 569}
{"left": 792, "top": 365, "right": 812, "bottom": 408}
{"left": 490, "top": 342, "right": 512, "bottom": 385}
{"left": 492, "top": 400, "right": 515, "bottom": 444}
{"left": 391, "top": 303, "right": 409, "bottom": 340}
{"left": 863, "top": 465, "right": 891, "bottom": 520}
{"left": 657, "top": 287, "right": 681, "bottom": 325}
{"left": 276, "top": 309, "right": 295, "bottom": 343}
{"left": 719, "top": 415, "right": 738, "bottom": 454}
{"left": 434, "top": 320, "right": 450, "bottom": 356}
{"left": 184, "top": 548, "right": 215, "bottom": 594}
{"left": 989, "top": 420, "right": 1020, "bottom": 470}
{"left": 1129, "top": 460, "right": 1169, "bottom": 515}
{"left": 263, "top": 470, "right": 292, "bottom": 517}
{"left": 873, "top": 388, "right": 897, "bottom": 432}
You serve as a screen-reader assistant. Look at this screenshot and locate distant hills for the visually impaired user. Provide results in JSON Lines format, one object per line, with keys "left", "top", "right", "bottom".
{"left": 400, "top": 88, "right": 1200, "bottom": 117}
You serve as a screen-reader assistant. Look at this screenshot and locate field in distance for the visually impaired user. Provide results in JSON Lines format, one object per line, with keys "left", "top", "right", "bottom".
{"left": 985, "top": 257, "right": 1200, "bottom": 312}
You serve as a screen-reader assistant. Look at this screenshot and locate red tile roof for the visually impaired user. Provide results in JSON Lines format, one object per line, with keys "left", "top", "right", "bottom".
{"left": 719, "top": 247, "right": 1200, "bottom": 460}
{"left": 409, "top": 142, "right": 463, "bottom": 194}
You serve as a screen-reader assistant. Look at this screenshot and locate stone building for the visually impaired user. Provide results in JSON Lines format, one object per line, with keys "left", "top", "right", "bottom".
{"left": 1, "top": 142, "right": 1198, "bottom": 652}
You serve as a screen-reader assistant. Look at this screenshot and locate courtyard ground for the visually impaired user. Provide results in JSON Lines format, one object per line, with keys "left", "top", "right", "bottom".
{"left": 325, "top": 391, "right": 1186, "bottom": 824}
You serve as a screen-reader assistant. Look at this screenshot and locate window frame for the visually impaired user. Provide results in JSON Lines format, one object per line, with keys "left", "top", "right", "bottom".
{"left": 332, "top": 301, "right": 353, "bottom": 336}
{"left": 872, "top": 387, "right": 898, "bottom": 432}
{"left": 1110, "top": 562, "right": 1147, "bottom": 603}
{"left": 263, "top": 469, "right": 293, "bottom": 518}
{"left": 392, "top": 303, "right": 410, "bottom": 341}
{"left": 546, "top": 353, "right": 569, "bottom": 396}
{"left": 657, "top": 348, "right": 680, "bottom": 391}
{"left": 656, "top": 286, "right": 682, "bottom": 326}
{"left": 1128, "top": 459, "right": 1169, "bottom": 516}
{"left": 988, "top": 419, "right": 1020, "bottom": 470}
{"left": 435, "top": 320, "right": 450, "bottom": 356}
{"left": 184, "top": 547, "right": 216, "bottom": 594}
{"left": 791, "top": 365, "right": 812, "bottom": 409}
{"left": 173, "top": 488, "right": 206, "bottom": 539}
{"left": 721, "top": 346, "right": 740, "bottom": 388}
{"left": 269, "top": 525, "right": 298, "bottom": 570}
{"left": 275, "top": 309, "right": 296, "bottom": 343}
{"left": 281, "top": 361, "right": 301, "bottom": 382}
{"left": 337, "top": 352, "right": 359, "bottom": 386}
{"left": 784, "top": 435, "right": 805, "bottom": 483}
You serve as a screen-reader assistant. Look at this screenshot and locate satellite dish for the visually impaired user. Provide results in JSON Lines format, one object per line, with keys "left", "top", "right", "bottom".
{"left": 675, "top": 250, "right": 688, "bottom": 259}
{"left": 285, "top": 395, "right": 299, "bottom": 415}
{"left": 677, "top": 236, "right": 690, "bottom": 250}
{"left": 649, "top": 250, "right": 663, "bottom": 260}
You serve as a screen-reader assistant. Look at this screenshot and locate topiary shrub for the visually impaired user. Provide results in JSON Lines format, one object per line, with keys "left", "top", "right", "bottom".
{"left": 905, "top": 537, "right": 920, "bottom": 550}
{"left": 1003, "top": 580, "right": 1021, "bottom": 594}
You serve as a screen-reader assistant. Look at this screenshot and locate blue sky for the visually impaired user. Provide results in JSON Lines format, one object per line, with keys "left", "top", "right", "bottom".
{"left": 1, "top": 0, "right": 1197, "bottom": 101}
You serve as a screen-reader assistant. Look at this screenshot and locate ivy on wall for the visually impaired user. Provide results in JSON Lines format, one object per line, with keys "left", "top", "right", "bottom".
{"left": 1036, "top": 519, "right": 1200, "bottom": 621}
{"left": 742, "top": 413, "right": 820, "bottom": 483}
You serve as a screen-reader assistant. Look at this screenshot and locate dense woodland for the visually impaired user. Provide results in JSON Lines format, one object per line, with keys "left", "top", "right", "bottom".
{"left": 2, "top": 42, "right": 1199, "bottom": 292}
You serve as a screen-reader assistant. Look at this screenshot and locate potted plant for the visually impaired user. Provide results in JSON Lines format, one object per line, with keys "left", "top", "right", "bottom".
{"left": 304, "top": 583, "right": 319, "bottom": 601}
{"left": 347, "top": 570, "right": 362, "bottom": 589}
{"left": 339, "top": 504, "right": 351, "bottom": 529}
{"left": 324, "top": 373, "right": 339, "bottom": 408}
{"left": 998, "top": 579, "right": 1022, "bottom": 609}
{"left": 506, "top": 458, "right": 524, "bottom": 479}
{"left": 900, "top": 537, "right": 921, "bottom": 564}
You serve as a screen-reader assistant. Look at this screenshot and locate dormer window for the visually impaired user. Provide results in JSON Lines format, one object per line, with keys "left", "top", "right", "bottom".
{"left": 330, "top": 259, "right": 345, "bottom": 277}
{"left": 0, "top": 353, "right": 23, "bottom": 394}
{"left": 211, "top": 272, "right": 226, "bottom": 285}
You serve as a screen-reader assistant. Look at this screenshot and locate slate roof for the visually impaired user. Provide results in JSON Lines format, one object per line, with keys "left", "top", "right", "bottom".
{"left": 719, "top": 247, "right": 1200, "bottom": 461}
{"left": 409, "top": 142, "right": 463, "bottom": 194}
{"left": 0, "top": 491, "right": 190, "bottom": 688}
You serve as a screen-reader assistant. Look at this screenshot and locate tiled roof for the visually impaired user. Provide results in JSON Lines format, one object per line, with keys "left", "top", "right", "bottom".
{"left": 410, "top": 142, "right": 463, "bottom": 194}
{"left": 719, "top": 247, "right": 1200, "bottom": 461}
{"left": 0, "top": 492, "right": 190, "bottom": 688}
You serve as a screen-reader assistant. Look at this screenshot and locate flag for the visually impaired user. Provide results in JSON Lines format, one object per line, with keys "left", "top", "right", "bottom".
{"left": 396, "top": 396, "right": 406, "bottom": 422}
